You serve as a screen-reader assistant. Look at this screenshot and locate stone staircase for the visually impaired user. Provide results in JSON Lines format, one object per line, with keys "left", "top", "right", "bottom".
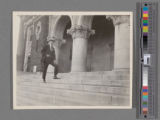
{"left": 16, "top": 69, "right": 130, "bottom": 106}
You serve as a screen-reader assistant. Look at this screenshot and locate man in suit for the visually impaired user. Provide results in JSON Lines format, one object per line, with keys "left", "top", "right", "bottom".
{"left": 41, "top": 40, "right": 59, "bottom": 83}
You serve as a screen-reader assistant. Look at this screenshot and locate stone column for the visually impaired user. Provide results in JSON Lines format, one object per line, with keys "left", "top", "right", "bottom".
{"left": 67, "top": 25, "right": 95, "bottom": 72}
{"left": 17, "top": 17, "right": 26, "bottom": 71}
{"left": 106, "top": 15, "right": 130, "bottom": 69}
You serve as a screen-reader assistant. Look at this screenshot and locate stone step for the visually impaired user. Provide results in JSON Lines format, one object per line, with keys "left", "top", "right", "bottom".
{"left": 17, "top": 90, "right": 92, "bottom": 106}
{"left": 16, "top": 70, "right": 130, "bottom": 106}
{"left": 17, "top": 86, "right": 129, "bottom": 106}
{"left": 17, "top": 91, "right": 55, "bottom": 105}
{"left": 18, "top": 82, "right": 130, "bottom": 95}
{"left": 16, "top": 95, "right": 52, "bottom": 106}
{"left": 59, "top": 69, "right": 130, "bottom": 76}
{"left": 17, "top": 69, "right": 130, "bottom": 82}
{"left": 18, "top": 78, "right": 130, "bottom": 87}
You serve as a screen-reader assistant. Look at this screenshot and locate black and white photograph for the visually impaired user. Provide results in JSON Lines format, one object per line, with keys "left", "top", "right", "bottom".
{"left": 13, "top": 12, "right": 133, "bottom": 109}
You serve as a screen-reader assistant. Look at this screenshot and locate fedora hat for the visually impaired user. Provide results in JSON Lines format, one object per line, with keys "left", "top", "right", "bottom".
{"left": 47, "top": 36, "right": 56, "bottom": 43}
{"left": 47, "top": 39, "right": 54, "bottom": 43}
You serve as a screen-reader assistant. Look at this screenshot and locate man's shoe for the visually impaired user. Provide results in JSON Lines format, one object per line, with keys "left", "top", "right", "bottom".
{"left": 43, "top": 79, "right": 46, "bottom": 83}
{"left": 53, "top": 76, "right": 59, "bottom": 79}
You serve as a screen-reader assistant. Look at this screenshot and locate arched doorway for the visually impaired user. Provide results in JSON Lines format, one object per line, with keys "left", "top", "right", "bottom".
{"left": 54, "top": 16, "right": 72, "bottom": 73}
{"left": 87, "top": 16, "right": 114, "bottom": 71}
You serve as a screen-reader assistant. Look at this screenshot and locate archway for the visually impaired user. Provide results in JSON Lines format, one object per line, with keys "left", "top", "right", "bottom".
{"left": 87, "top": 16, "right": 114, "bottom": 71}
{"left": 54, "top": 16, "right": 72, "bottom": 73}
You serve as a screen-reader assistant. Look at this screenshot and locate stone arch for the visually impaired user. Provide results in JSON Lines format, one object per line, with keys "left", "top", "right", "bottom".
{"left": 86, "top": 15, "right": 115, "bottom": 71}
{"left": 53, "top": 15, "right": 72, "bottom": 39}
{"left": 52, "top": 15, "right": 73, "bottom": 73}
{"left": 106, "top": 15, "right": 130, "bottom": 69}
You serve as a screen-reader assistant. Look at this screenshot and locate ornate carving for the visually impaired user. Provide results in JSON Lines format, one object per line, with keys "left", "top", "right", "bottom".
{"left": 23, "top": 26, "right": 33, "bottom": 72}
{"left": 35, "top": 21, "right": 42, "bottom": 40}
{"left": 67, "top": 25, "right": 95, "bottom": 39}
{"left": 106, "top": 15, "right": 130, "bottom": 26}
{"left": 24, "top": 16, "right": 43, "bottom": 27}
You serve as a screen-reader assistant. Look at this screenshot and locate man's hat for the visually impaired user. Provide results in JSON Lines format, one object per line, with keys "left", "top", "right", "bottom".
{"left": 47, "top": 36, "right": 56, "bottom": 43}
{"left": 47, "top": 39, "right": 54, "bottom": 43}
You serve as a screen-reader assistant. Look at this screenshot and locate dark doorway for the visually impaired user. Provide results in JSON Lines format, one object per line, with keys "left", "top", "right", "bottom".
{"left": 58, "top": 16, "right": 72, "bottom": 73}
{"left": 87, "top": 16, "right": 114, "bottom": 71}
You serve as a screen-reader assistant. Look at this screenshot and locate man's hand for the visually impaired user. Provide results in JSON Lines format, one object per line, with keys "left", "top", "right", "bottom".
{"left": 46, "top": 54, "right": 50, "bottom": 57}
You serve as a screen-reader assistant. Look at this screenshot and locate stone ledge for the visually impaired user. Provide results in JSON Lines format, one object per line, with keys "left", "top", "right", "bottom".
{"left": 16, "top": 69, "right": 130, "bottom": 106}
{"left": 18, "top": 83, "right": 130, "bottom": 95}
{"left": 17, "top": 89, "right": 129, "bottom": 106}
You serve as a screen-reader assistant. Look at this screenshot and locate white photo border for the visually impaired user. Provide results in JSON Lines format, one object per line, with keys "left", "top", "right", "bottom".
{"left": 12, "top": 11, "right": 133, "bottom": 109}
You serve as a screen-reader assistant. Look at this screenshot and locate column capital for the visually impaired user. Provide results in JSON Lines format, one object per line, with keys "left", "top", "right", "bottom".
{"left": 106, "top": 15, "right": 130, "bottom": 26}
{"left": 47, "top": 36, "right": 66, "bottom": 47}
{"left": 67, "top": 25, "right": 95, "bottom": 39}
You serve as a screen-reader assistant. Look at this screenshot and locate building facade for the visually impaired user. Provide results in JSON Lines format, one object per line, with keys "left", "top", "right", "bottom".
{"left": 17, "top": 15, "right": 130, "bottom": 73}
{"left": 16, "top": 14, "right": 131, "bottom": 106}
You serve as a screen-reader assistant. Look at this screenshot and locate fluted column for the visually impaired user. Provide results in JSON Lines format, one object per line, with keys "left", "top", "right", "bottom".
{"left": 106, "top": 15, "right": 130, "bottom": 69}
{"left": 67, "top": 25, "right": 95, "bottom": 72}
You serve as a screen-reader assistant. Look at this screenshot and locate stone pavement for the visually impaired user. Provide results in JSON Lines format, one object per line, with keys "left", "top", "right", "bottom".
{"left": 16, "top": 70, "right": 130, "bottom": 106}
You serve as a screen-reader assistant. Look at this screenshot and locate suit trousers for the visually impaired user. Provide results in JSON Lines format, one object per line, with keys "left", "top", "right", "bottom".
{"left": 42, "top": 60, "right": 58, "bottom": 81}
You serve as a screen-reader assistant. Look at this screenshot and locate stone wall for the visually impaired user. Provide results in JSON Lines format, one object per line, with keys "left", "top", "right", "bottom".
{"left": 29, "top": 16, "right": 49, "bottom": 72}
{"left": 19, "top": 15, "right": 130, "bottom": 73}
{"left": 59, "top": 36, "right": 72, "bottom": 73}
{"left": 58, "top": 22, "right": 72, "bottom": 73}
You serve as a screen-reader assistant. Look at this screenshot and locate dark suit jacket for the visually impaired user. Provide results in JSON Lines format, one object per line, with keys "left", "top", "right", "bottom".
{"left": 41, "top": 44, "right": 56, "bottom": 64}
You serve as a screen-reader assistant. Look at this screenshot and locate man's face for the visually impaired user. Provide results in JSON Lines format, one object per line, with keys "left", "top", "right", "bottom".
{"left": 48, "top": 41, "right": 54, "bottom": 51}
